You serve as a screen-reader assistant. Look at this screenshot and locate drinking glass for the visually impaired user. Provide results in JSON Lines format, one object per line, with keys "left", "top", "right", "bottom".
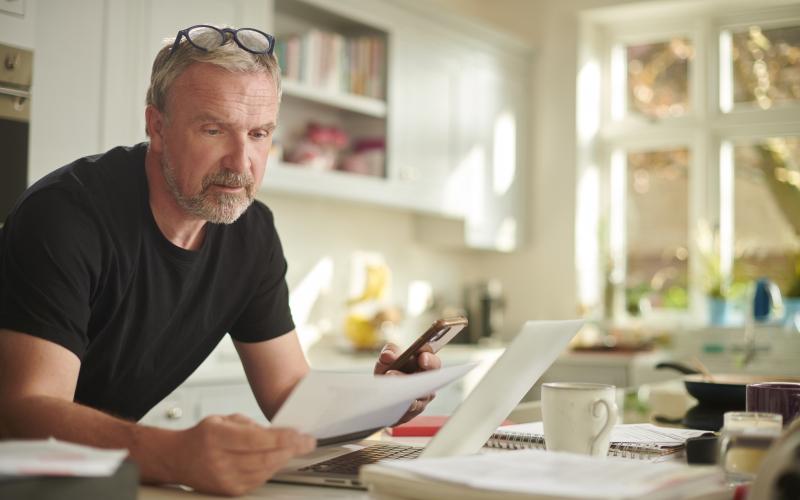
{"left": 718, "top": 411, "right": 782, "bottom": 483}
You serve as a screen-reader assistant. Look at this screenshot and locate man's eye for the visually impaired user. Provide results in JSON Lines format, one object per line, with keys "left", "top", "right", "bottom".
{"left": 204, "top": 128, "right": 222, "bottom": 136}
{"left": 251, "top": 130, "right": 271, "bottom": 139}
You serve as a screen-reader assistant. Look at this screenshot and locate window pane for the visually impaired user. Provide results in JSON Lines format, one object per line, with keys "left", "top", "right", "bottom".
{"left": 626, "top": 149, "right": 690, "bottom": 315}
{"left": 733, "top": 137, "right": 800, "bottom": 295}
{"left": 627, "top": 39, "right": 693, "bottom": 119}
{"left": 730, "top": 24, "right": 800, "bottom": 110}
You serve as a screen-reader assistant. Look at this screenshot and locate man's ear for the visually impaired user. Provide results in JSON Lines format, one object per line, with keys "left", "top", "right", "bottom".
{"left": 145, "top": 105, "right": 165, "bottom": 153}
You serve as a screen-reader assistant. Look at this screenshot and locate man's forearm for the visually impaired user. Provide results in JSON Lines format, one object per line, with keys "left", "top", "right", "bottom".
{"left": 0, "top": 395, "right": 179, "bottom": 484}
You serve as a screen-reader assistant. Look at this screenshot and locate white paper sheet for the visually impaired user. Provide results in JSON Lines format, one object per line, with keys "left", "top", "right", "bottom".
{"left": 271, "top": 363, "right": 477, "bottom": 439}
{"left": 0, "top": 438, "right": 128, "bottom": 477}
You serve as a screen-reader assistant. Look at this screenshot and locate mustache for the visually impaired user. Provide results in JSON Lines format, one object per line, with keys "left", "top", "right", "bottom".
{"left": 202, "top": 170, "right": 254, "bottom": 191}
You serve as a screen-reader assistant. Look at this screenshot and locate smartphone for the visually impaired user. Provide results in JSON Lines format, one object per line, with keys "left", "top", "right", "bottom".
{"left": 387, "top": 317, "right": 468, "bottom": 373}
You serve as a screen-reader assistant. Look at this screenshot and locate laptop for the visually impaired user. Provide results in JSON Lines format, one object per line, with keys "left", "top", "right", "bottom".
{"left": 271, "top": 319, "right": 583, "bottom": 489}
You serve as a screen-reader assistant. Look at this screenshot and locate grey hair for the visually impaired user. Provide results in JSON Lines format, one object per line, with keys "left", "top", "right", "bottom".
{"left": 145, "top": 26, "right": 282, "bottom": 127}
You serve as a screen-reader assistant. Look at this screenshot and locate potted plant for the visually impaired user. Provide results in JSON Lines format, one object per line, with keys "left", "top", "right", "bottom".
{"left": 747, "top": 141, "right": 800, "bottom": 328}
{"left": 697, "top": 221, "right": 732, "bottom": 325}
{"left": 783, "top": 253, "right": 800, "bottom": 330}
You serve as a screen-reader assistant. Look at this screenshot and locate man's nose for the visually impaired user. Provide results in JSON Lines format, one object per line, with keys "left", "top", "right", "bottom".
{"left": 223, "top": 136, "right": 250, "bottom": 174}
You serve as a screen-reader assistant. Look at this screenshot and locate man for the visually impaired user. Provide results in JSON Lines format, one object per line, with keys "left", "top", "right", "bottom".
{"left": 0, "top": 25, "right": 439, "bottom": 496}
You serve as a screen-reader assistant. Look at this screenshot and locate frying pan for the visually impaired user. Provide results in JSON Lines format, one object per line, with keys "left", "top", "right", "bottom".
{"left": 655, "top": 362, "right": 800, "bottom": 408}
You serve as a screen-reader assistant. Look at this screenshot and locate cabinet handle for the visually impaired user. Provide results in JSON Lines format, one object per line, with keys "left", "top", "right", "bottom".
{"left": 4, "top": 52, "right": 21, "bottom": 71}
{"left": 166, "top": 406, "right": 183, "bottom": 420}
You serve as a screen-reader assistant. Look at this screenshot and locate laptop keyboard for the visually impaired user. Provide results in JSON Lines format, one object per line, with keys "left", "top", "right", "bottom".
{"left": 299, "top": 443, "right": 423, "bottom": 475}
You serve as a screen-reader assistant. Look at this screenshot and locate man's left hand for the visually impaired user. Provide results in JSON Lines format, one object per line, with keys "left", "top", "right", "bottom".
{"left": 374, "top": 344, "right": 442, "bottom": 425}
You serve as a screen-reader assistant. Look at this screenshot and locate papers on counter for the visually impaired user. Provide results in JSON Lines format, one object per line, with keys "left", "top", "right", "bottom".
{"left": 271, "top": 363, "right": 477, "bottom": 440}
{"left": 361, "top": 448, "right": 726, "bottom": 500}
{"left": 0, "top": 438, "right": 128, "bottom": 477}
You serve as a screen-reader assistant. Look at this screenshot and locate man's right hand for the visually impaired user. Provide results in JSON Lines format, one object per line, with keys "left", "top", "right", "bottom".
{"left": 172, "top": 413, "right": 316, "bottom": 496}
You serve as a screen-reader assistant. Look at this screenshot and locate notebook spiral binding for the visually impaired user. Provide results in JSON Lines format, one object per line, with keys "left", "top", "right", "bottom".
{"left": 485, "top": 431, "right": 677, "bottom": 460}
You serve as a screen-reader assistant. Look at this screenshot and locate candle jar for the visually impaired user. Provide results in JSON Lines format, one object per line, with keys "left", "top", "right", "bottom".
{"left": 718, "top": 411, "right": 782, "bottom": 483}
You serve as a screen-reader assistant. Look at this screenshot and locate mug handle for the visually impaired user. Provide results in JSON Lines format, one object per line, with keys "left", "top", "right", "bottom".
{"left": 590, "top": 398, "right": 618, "bottom": 456}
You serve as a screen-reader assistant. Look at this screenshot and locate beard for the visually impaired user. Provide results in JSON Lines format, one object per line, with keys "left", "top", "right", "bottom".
{"left": 161, "top": 150, "right": 256, "bottom": 225}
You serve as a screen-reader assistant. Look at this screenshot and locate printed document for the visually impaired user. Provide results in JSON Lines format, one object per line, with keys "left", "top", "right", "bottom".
{"left": 271, "top": 363, "right": 477, "bottom": 439}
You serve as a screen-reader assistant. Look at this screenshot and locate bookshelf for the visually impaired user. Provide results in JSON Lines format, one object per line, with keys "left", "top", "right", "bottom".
{"left": 272, "top": 0, "right": 389, "bottom": 179}
{"left": 262, "top": 0, "right": 531, "bottom": 250}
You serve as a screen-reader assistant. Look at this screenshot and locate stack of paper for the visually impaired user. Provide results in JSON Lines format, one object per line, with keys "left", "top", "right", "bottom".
{"left": 0, "top": 438, "right": 128, "bottom": 477}
{"left": 361, "top": 449, "right": 726, "bottom": 500}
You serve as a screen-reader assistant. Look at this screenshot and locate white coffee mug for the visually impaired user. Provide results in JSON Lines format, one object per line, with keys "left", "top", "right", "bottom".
{"left": 542, "top": 382, "right": 618, "bottom": 457}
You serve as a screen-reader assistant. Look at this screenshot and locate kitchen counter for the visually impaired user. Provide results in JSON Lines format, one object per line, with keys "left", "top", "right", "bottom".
{"left": 140, "top": 335, "right": 505, "bottom": 428}
{"left": 182, "top": 334, "right": 505, "bottom": 386}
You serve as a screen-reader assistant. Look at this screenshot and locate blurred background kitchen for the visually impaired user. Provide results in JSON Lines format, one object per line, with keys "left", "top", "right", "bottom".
{"left": 1, "top": 0, "right": 799, "bottom": 427}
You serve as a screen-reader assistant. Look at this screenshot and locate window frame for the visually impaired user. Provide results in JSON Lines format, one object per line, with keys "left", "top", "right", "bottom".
{"left": 578, "top": 1, "right": 800, "bottom": 327}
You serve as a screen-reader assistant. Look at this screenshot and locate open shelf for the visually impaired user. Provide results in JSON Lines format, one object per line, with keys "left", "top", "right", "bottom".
{"left": 281, "top": 79, "right": 387, "bottom": 118}
{"left": 260, "top": 160, "right": 464, "bottom": 219}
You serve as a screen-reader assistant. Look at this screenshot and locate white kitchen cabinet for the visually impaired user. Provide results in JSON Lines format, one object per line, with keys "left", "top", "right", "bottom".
{"left": 139, "top": 389, "right": 196, "bottom": 430}
{"left": 263, "top": 0, "right": 531, "bottom": 250}
{"left": 388, "top": 29, "right": 461, "bottom": 216}
{"left": 140, "top": 337, "right": 504, "bottom": 430}
{"left": 384, "top": 5, "right": 530, "bottom": 249}
{"left": 460, "top": 59, "right": 528, "bottom": 251}
{"left": 140, "top": 380, "right": 266, "bottom": 430}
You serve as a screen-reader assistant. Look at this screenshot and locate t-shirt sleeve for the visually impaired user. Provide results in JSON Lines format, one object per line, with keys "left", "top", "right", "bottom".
{"left": 228, "top": 214, "right": 295, "bottom": 343}
{"left": 0, "top": 189, "right": 100, "bottom": 358}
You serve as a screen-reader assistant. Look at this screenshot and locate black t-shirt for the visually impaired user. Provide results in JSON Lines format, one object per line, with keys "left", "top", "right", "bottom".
{"left": 0, "top": 143, "right": 294, "bottom": 421}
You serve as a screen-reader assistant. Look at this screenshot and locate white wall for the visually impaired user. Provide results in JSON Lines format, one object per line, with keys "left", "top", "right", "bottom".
{"left": 259, "top": 191, "right": 476, "bottom": 342}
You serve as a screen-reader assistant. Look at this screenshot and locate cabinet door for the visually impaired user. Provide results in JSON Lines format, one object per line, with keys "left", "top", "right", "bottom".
{"left": 391, "top": 22, "right": 528, "bottom": 245}
{"left": 195, "top": 383, "right": 268, "bottom": 425}
{"left": 458, "top": 58, "right": 527, "bottom": 251}
{"left": 388, "top": 32, "right": 463, "bottom": 217}
{"left": 139, "top": 389, "right": 196, "bottom": 430}
{"left": 140, "top": 382, "right": 267, "bottom": 428}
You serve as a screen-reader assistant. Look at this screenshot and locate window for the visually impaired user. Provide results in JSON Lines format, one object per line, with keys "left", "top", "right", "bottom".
{"left": 731, "top": 137, "right": 800, "bottom": 291}
{"left": 626, "top": 39, "right": 693, "bottom": 119}
{"left": 578, "top": 3, "right": 800, "bottom": 325}
{"left": 624, "top": 148, "right": 691, "bottom": 316}
{"left": 723, "top": 24, "right": 800, "bottom": 112}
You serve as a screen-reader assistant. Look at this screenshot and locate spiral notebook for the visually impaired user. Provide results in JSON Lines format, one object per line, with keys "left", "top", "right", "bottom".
{"left": 484, "top": 422, "right": 710, "bottom": 461}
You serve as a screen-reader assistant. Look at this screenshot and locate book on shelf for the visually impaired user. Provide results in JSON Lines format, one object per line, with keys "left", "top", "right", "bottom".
{"left": 484, "top": 422, "right": 712, "bottom": 462}
{"left": 360, "top": 448, "right": 727, "bottom": 500}
{"left": 275, "top": 30, "right": 385, "bottom": 99}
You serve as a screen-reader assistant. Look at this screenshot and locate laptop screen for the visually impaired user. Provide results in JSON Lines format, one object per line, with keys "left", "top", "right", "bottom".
{"left": 421, "top": 319, "right": 583, "bottom": 458}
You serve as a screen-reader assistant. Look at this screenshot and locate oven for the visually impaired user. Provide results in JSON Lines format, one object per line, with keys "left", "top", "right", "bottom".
{"left": 0, "top": 42, "right": 32, "bottom": 223}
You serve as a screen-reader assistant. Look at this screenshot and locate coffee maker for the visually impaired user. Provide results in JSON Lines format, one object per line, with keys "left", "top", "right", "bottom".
{"left": 458, "top": 280, "right": 505, "bottom": 343}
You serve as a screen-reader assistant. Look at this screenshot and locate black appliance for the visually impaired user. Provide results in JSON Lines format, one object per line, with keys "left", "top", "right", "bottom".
{"left": 0, "top": 43, "right": 32, "bottom": 222}
{"left": 458, "top": 281, "right": 505, "bottom": 344}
